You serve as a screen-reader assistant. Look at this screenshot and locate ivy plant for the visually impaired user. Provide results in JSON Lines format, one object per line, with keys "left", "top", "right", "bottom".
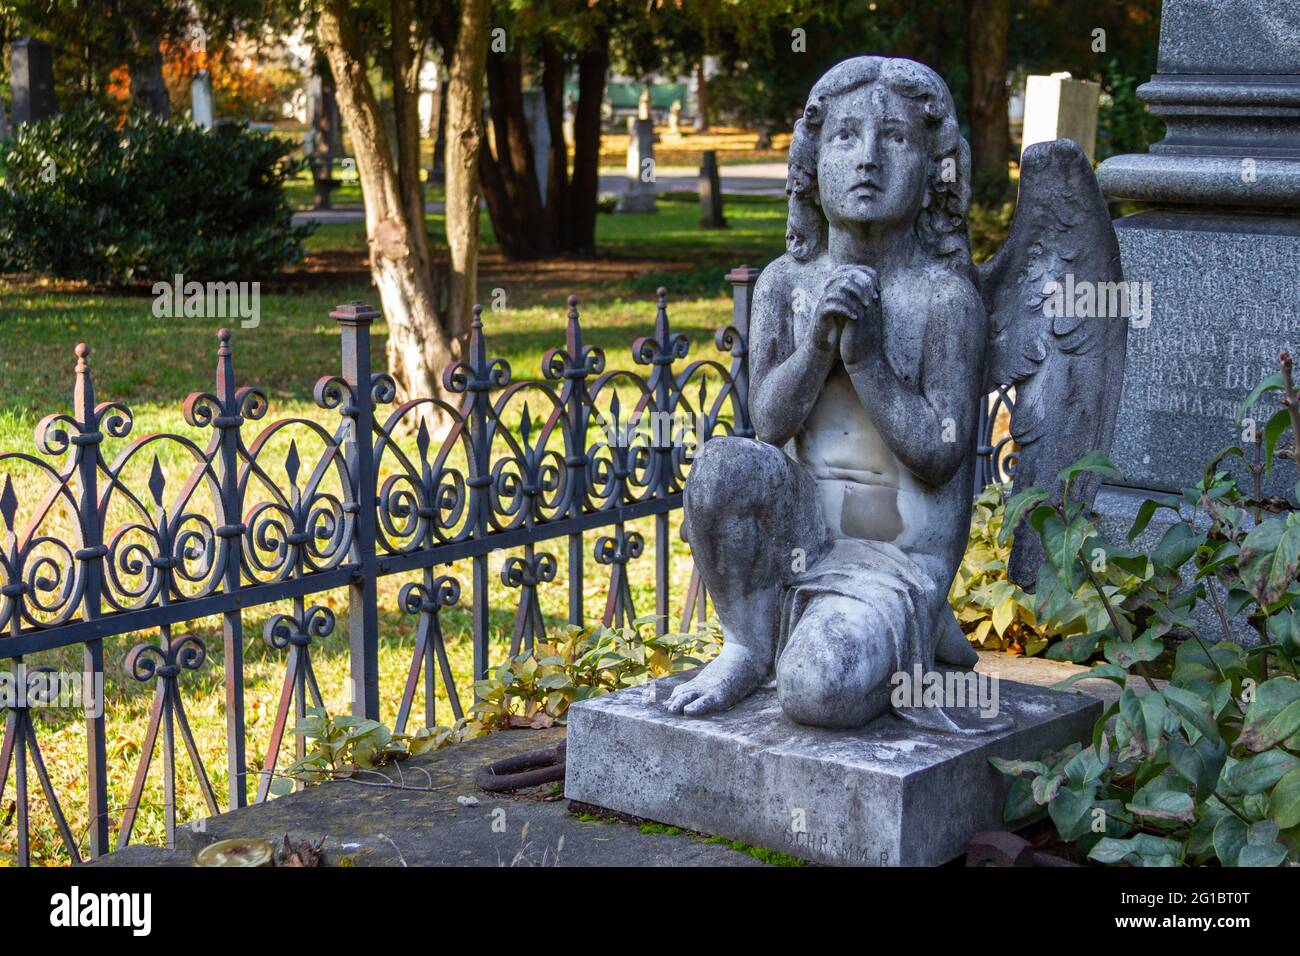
{"left": 992, "top": 354, "right": 1300, "bottom": 866}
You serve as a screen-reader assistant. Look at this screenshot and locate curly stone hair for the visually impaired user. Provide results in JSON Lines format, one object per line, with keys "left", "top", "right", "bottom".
{"left": 785, "top": 56, "right": 972, "bottom": 271}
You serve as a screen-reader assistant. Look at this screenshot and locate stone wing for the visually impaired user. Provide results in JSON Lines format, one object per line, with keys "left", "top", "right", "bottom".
{"left": 976, "top": 138, "right": 1128, "bottom": 587}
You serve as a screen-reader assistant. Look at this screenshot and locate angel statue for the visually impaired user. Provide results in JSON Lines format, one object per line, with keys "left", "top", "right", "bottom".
{"left": 667, "top": 56, "right": 1127, "bottom": 730}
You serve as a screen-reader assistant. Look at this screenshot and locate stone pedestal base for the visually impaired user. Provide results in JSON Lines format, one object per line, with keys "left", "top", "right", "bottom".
{"left": 565, "top": 670, "right": 1100, "bottom": 866}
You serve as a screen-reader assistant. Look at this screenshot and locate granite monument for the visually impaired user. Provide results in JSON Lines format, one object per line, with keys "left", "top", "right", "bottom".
{"left": 1094, "top": 0, "right": 1300, "bottom": 636}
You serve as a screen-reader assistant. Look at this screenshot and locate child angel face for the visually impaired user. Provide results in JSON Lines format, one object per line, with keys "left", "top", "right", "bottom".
{"left": 815, "top": 85, "right": 928, "bottom": 236}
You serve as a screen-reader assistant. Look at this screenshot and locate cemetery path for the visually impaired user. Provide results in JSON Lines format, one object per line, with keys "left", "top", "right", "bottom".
{"left": 597, "top": 162, "right": 788, "bottom": 197}
{"left": 288, "top": 161, "right": 790, "bottom": 227}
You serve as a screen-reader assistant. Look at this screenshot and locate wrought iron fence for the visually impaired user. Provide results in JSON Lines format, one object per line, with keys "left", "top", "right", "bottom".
{"left": 0, "top": 264, "right": 1011, "bottom": 866}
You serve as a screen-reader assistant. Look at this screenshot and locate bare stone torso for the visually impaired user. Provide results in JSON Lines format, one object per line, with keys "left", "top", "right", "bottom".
{"left": 783, "top": 257, "right": 973, "bottom": 577}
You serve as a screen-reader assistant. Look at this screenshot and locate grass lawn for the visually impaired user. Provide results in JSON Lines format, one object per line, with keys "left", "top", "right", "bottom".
{"left": 0, "top": 195, "right": 788, "bottom": 864}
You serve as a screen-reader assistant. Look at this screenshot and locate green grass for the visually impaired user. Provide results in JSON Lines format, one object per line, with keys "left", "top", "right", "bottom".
{"left": 0, "top": 195, "right": 788, "bottom": 865}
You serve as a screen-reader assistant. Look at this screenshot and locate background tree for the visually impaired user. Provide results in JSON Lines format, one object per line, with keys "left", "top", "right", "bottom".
{"left": 967, "top": 0, "right": 1011, "bottom": 199}
{"left": 313, "top": 0, "right": 489, "bottom": 415}
{"left": 476, "top": 0, "right": 611, "bottom": 259}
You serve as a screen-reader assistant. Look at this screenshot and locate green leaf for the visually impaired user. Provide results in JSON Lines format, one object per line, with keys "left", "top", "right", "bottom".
{"left": 1059, "top": 451, "right": 1122, "bottom": 485}
{"left": 1050, "top": 784, "right": 1098, "bottom": 842}
{"left": 1045, "top": 632, "right": 1102, "bottom": 663}
{"left": 1237, "top": 677, "right": 1300, "bottom": 752}
{"left": 1236, "top": 842, "right": 1289, "bottom": 867}
{"left": 1037, "top": 510, "right": 1091, "bottom": 570}
{"left": 1167, "top": 734, "right": 1227, "bottom": 799}
{"left": 1128, "top": 495, "right": 1182, "bottom": 542}
{"left": 1212, "top": 814, "right": 1247, "bottom": 866}
{"left": 989, "top": 756, "right": 1049, "bottom": 778}
{"left": 1104, "top": 634, "right": 1164, "bottom": 669}
{"left": 1032, "top": 771, "right": 1066, "bottom": 805}
{"left": 1129, "top": 789, "right": 1196, "bottom": 824}
{"left": 1088, "top": 834, "right": 1184, "bottom": 866}
{"left": 1239, "top": 513, "right": 1300, "bottom": 607}
{"left": 1263, "top": 408, "right": 1293, "bottom": 475}
{"left": 1119, "top": 689, "right": 1167, "bottom": 756}
{"left": 1152, "top": 522, "right": 1203, "bottom": 572}
{"left": 1238, "top": 821, "right": 1288, "bottom": 867}
{"left": 1235, "top": 371, "right": 1285, "bottom": 425}
{"left": 1222, "top": 750, "right": 1300, "bottom": 796}
{"left": 1268, "top": 766, "right": 1300, "bottom": 829}
{"left": 1162, "top": 685, "right": 1222, "bottom": 744}
{"left": 1052, "top": 662, "right": 1128, "bottom": 691}
{"left": 999, "top": 488, "right": 1048, "bottom": 546}
{"left": 1003, "top": 776, "right": 1041, "bottom": 823}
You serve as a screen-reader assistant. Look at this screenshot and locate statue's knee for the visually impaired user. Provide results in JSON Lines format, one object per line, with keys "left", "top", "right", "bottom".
{"left": 685, "top": 437, "right": 774, "bottom": 527}
{"left": 777, "top": 619, "right": 890, "bottom": 729}
{"left": 778, "top": 663, "right": 875, "bottom": 728}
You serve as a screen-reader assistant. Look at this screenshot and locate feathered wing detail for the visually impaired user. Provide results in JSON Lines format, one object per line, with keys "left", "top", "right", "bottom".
{"left": 977, "top": 139, "right": 1128, "bottom": 588}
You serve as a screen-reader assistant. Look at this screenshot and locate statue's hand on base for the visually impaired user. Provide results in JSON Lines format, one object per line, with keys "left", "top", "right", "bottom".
{"left": 663, "top": 645, "right": 769, "bottom": 717}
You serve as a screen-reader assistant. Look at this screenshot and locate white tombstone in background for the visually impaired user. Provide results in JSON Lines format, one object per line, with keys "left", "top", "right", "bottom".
{"left": 191, "top": 70, "right": 215, "bottom": 129}
{"left": 618, "top": 116, "right": 657, "bottom": 213}
{"left": 1021, "top": 72, "right": 1100, "bottom": 161}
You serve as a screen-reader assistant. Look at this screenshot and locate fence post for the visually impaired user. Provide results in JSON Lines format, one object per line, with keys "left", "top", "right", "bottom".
{"left": 725, "top": 266, "right": 760, "bottom": 438}
{"left": 555, "top": 295, "right": 595, "bottom": 630}
{"left": 465, "top": 306, "right": 492, "bottom": 683}
{"left": 211, "top": 329, "right": 248, "bottom": 808}
{"left": 333, "top": 302, "right": 382, "bottom": 720}
{"left": 72, "top": 344, "right": 109, "bottom": 858}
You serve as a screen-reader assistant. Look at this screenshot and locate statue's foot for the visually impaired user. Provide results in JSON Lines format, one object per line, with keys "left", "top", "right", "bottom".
{"left": 664, "top": 647, "right": 768, "bottom": 717}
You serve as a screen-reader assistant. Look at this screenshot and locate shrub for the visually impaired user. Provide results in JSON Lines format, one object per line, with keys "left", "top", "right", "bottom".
{"left": 992, "top": 356, "right": 1300, "bottom": 866}
{"left": 950, "top": 485, "right": 1044, "bottom": 655}
{"left": 1098, "top": 59, "right": 1167, "bottom": 161}
{"left": 0, "top": 105, "right": 312, "bottom": 283}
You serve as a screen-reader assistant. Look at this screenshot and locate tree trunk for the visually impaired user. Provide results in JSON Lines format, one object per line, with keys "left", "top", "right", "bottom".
{"left": 390, "top": 0, "right": 427, "bottom": 251}
{"left": 444, "top": 0, "right": 490, "bottom": 341}
{"left": 541, "top": 41, "right": 570, "bottom": 252}
{"left": 128, "top": 36, "right": 170, "bottom": 118}
{"left": 479, "top": 48, "right": 548, "bottom": 259}
{"left": 967, "top": 0, "right": 1011, "bottom": 201}
{"left": 694, "top": 60, "right": 709, "bottom": 133}
{"left": 567, "top": 29, "right": 608, "bottom": 256}
{"left": 317, "top": 0, "right": 458, "bottom": 420}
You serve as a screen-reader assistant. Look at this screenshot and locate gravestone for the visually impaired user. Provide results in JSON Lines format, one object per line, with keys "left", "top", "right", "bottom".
{"left": 1021, "top": 72, "right": 1100, "bottom": 161}
{"left": 569, "top": 56, "right": 1124, "bottom": 865}
{"left": 191, "top": 70, "right": 215, "bottom": 129}
{"left": 10, "top": 37, "right": 56, "bottom": 126}
{"left": 522, "top": 89, "right": 551, "bottom": 206}
{"left": 1094, "top": 0, "right": 1300, "bottom": 604}
{"left": 306, "top": 67, "right": 344, "bottom": 210}
{"left": 307, "top": 68, "right": 344, "bottom": 156}
{"left": 698, "top": 150, "right": 726, "bottom": 229}
{"left": 618, "top": 116, "right": 657, "bottom": 213}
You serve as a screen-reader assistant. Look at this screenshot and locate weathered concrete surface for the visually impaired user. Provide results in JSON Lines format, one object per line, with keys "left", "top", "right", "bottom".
{"left": 566, "top": 670, "right": 1101, "bottom": 867}
{"left": 92, "top": 727, "right": 761, "bottom": 867}
{"left": 974, "top": 648, "right": 1164, "bottom": 703}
